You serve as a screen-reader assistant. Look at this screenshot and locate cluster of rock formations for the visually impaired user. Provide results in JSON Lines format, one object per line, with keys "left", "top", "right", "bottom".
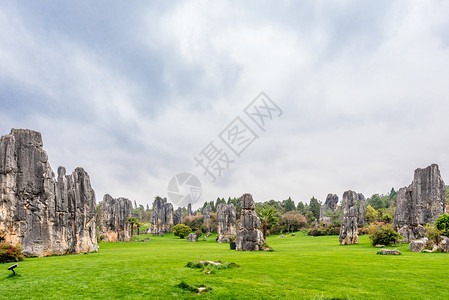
{"left": 99, "top": 194, "right": 132, "bottom": 242}
{"left": 149, "top": 197, "right": 174, "bottom": 235}
{"left": 0, "top": 129, "right": 98, "bottom": 257}
{"left": 409, "top": 236, "right": 449, "bottom": 253}
{"left": 393, "top": 164, "right": 446, "bottom": 242}
{"left": 216, "top": 203, "right": 236, "bottom": 243}
{"left": 236, "top": 194, "right": 264, "bottom": 251}
{"left": 319, "top": 194, "right": 339, "bottom": 226}
{"left": 339, "top": 190, "right": 366, "bottom": 245}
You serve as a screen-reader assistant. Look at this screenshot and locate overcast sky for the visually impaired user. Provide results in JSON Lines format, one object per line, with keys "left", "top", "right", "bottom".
{"left": 1, "top": 1, "right": 449, "bottom": 209}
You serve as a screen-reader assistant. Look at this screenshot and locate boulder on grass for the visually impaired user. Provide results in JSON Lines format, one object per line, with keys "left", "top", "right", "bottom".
{"left": 378, "top": 249, "right": 401, "bottom": 255}
{"left": 409, "top": 238, "right": 428, "bottom": 253}
{"left": 187, "top": 233, "right": 197, "bottom": 242}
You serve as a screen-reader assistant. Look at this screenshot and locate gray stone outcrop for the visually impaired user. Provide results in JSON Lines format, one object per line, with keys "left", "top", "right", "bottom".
{"left": 174, "top": 207, "right": 182, "bottom": 225}
{"left": 203, "top": 204, "right": 212, "bottom": 232}
{"left": 186, "top": 233, "right": 197, "bottom": 242}
{"left": 393, "top": 164, "right": 446, "bottom": 241}
{"left": 319, "top": 194, "right": 338, "bottom": 225}
{"left": 149, "top": 197, "right": 173, "bottom": 235}
{"left": 357, "top": 193, "right": 367, "bottom": 226}
{"left": 216, "top": 203, "right": 236, "bottom": 243}
{"left": 99, "top": 194, "right": 132, "bottom": 242}
{"left": 339, "top": 190, "right": 359, "bottom": 245}
{"left": 235, "top": 193, "right": 264, "bottom": 251}
{"left": 187, "top": 203, "right": 193, "bottom": 216}
{"left": 0, "top": 129, "right": 98, "bottom": 257}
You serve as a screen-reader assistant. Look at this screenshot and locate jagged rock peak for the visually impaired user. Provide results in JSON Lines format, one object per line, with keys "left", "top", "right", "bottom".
{"left": 339, "top": 190, "right": 359, "bottom": 245}
{"left": 150, "top": 196, "right": 174, "bottom": 235}
{"left": 217, "top": 203, "right": 236, "bottom": 243}
{"left": 0, "top": 129, "right": 98, "bottom": 257}
{"left": 236, "top": 193, "right": 264, "bottom": 251}
{"left": 393, "top": 164, "right": 446, "bottom": 241}
{"left": 99, "top": 194, "right": 133, "bottom": 242}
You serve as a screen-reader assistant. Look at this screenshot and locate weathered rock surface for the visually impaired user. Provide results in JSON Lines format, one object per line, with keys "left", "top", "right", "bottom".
{"left": 339, "top": 190, "right": 359, "bottom": 245}
{"left": 149, "top": 197, "right": 173, "bottom": 235}
{"left": 186, "top": 233, "right": 197, "bottom": 242}
{"left": 0, "top": 129, "right": 98, "bottom": 257}
{"left": 409, "top": 238, "right": 428, "bottom": 253}
{"left": 357, "top": 193, "right": 367, "bottom": 226}
{"left": 99, "top": 194, "right": 132, "bottom": 242}
{"left": 236, "top": 194, "right": 264, "bottom": 251}
{"left": 216, "top": 203, "right": 236, "bottom": 243}
{"left": 203, "top": 204, "right": 212, "bottom": 231}
{"left": 320, "top": 194, "right": 338, "bottom": 225}
{"left": 378, "top": 248, "right": 401, "bottom": 255}
{"left": 393, "top": 164, "right": 446, "bottom": 241}
{"left": 187, "top": 203, "right": 193, "bottom": 216}
{"left": 174, "top": 207, "right": 182, "bottom": 225}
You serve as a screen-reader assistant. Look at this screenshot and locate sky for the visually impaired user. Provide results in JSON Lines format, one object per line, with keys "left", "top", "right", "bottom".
{"left": 1, "top": 1, "right": 449, "bottom": 209}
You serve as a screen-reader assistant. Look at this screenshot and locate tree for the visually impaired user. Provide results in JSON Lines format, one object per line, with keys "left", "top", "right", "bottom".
{"left": 297, "top": 202, "right": 305, "bottom": 214}
{"left": 127, "top": 217, "right": 138, "bottom": 238}
{"left": 368, "top": 194, "right": 385, "bottom": 210}
{"left": 364, "top": 205, "right": 378, "bottom": 224}
{"left": 435, "top": 213, "right": 449, "bottom": 235}
{"left": 280, "top": 211, "right": 307, "bottom": 232}
{"left": 173, "top": 224, "right": 192, "bottom": 239}
{"left": 309, "top": 197, "right": 321, "bottom": 220}
{"left": 282, "top": 197, "right": 296, "bottom": 212}
{"left": 135, "top": 221, "right": 143, "bottom": 241}
{"left": 256, "top": 207, "right": 278, "bottom": 240}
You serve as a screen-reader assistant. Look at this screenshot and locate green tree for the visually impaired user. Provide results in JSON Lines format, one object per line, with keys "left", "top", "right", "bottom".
{"left": 256, "top": 207, "right": 278, "bottom": 240}
{"left": 309, "top": 197, "right": 321, "bottom": 220}
{"left": 127, "top": 217, "right": 138, "bottom": 238}
{"left": 297, "top": 202, "right": 305, "bottom": 214}
{"left": 364, "top": 205, "right": 378, "bottom": 224}
{"left": 435, "top": 213, "right": 449, "bottom": 236}
{"left": 135, "top": 221, "right": 143, "bottom": 241}
{"left": 173, "top": 224, "right": 192, "bottom": 239}
{"left": 368, "top": 194, "right": 385, "bottom": 210}
{"left": 282, "top": 197, "right": 296, "bottom": 212}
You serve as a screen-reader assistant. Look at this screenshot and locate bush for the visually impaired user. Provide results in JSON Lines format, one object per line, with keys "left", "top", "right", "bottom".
{"left": 435, "top": 213, "right": 449, "bottom": 236}
{"left": 368, "top": 223, "right": 403, "bottom": 246}
{"left": 426, "top": 224, "right": 443, "bottom": 245}
{"left": 307, "top": 226, "right": 340, "bottom": 236}
{"left": 195, "top": 229, "right": 203, "bottom": 239}
{"left": 0, "top": 243, "right": 25, "bottom": 264}
{"left": 173, "top": 224, "right": 192, "bottom": 239}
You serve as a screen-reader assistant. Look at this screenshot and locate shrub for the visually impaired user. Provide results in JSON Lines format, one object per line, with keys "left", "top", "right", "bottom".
{"left": 426, "top": 224, "right": 442, "bottom": 245}
{"left": 435, "top": 213, "right": 449, "bottom": 236}
{"left": 0, "top": 243, "right": 25, "bottom": 264}
{"left": 195, "top": 229, "right": 203, "bottom": 239}
{"left": 368, "top": 223, "right": 403, "bottom": 246}
{"left": 173, "top": 224, "right": 192, "bottom": 239}
{"left": 307, "top": 226, "right": 340, "bottom": 236}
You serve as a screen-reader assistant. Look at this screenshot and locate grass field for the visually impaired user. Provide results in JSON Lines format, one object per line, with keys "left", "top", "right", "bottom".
{"left": 1, "top": 233, "right": 448, "bottom": 299}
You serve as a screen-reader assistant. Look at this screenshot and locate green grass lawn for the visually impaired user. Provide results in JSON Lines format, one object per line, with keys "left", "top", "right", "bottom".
{"left": 1, "top": 233, "right": 448, "bottom": 299}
